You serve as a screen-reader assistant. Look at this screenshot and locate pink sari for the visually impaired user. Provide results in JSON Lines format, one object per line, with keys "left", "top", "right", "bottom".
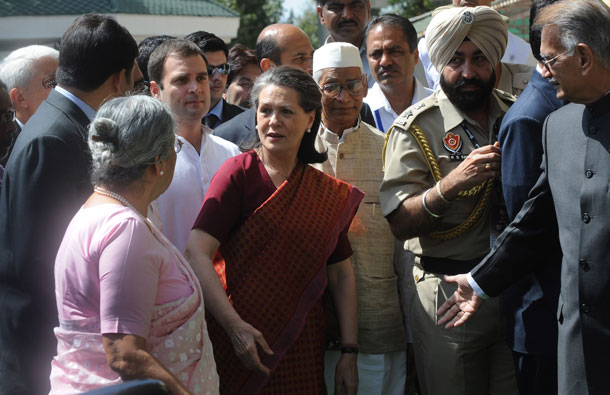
{"left": 49, "top": 218, "right": 219, "bottom": 394}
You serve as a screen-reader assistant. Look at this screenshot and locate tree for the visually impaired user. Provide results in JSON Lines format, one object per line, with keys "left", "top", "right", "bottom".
{"left": 294, "top": 0, "right": 322, "bottom": 49}
{"left": 389, "top": 0, "right": 443, "bottom": 19}
{"left": 216, "top": 0, "right": 283, "bottom": 48}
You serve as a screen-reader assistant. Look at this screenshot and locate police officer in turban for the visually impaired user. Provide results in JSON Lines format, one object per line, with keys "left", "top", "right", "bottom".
{"left": 379, "top": 6, "right": 518, "bottom": 395}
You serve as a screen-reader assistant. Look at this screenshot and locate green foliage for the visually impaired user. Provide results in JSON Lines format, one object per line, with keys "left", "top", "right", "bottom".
{"left": 294, "top": 0, "right": 322, "bottom": 48}
{"left": 216, "top": 0, "right": 284, "bottom": 48}
{"left": 389, "top": 0, "right": 440, "bottom": 19}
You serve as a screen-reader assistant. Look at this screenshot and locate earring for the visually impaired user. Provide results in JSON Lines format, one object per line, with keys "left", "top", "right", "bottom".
{"left": 306, "top": 128, "right": 311, "bottom": 134}
{"left": 160, "top": 170, "right": 164, "bottom": 176}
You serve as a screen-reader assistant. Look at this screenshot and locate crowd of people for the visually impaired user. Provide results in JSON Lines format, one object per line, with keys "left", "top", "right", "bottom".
{"left": 0, "top": 0, "right": 609, "bottom": 394}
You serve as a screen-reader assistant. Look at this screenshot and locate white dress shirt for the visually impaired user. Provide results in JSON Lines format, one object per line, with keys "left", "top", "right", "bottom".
{"left": 155, "top": 125, "right": 240, "bottom": 253}
{"left": 364, "top": 78, "right": 434, "bottom": 133}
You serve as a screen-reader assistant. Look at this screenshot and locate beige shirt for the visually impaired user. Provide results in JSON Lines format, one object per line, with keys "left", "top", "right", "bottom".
{"left": 313, "top": 121, "right": 406, "bottom": 354}
{"left": 380, "top": 89, "right": 514, "bottom": 261}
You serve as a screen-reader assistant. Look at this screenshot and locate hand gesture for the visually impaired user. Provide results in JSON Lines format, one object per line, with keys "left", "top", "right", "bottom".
{"left": 443, "top": 142, "right": 501, "bottom": 196}
{"left": 334, "top": 353, "right": 358, "bottom": 395}
{"left": 228, "top": 320, "right": 274, "bottom": 375}
{"left": 436, "top": 274, "right": 485, "bottom": 329}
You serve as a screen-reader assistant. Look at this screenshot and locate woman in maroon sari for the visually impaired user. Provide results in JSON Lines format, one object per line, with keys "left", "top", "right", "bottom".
{"left": 185, "top": 66, "right": 362, "bottom": 394}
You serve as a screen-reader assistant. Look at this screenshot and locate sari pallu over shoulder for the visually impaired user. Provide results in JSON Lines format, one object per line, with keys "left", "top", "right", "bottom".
{"left": 207, "top": 163, "right": 363, "bottom": 394}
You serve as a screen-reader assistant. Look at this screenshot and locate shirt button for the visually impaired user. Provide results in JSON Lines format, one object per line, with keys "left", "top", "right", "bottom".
{"left": 523, "top": 79, "right": 529, "bottom": 84}
{"left": 579, "top": 259, "right": 590, "bottom": 271}
{"left": 583, "top": 213, "right": 591, "bottom": 223}
{"left": 339, "top": 153, "right": 345, "bottom": 159}
{"left": 581, "top": 303, "right": 590, "bottom": 313}
{"left": 589, "top": 126, "right": 598, "bottom": 135}
{"left": 585, "top": 169, "right": 593, "bottom": 178}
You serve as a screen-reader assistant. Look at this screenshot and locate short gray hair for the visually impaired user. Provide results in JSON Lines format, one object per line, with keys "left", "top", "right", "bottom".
{"left": 88, "top": 95, "right": 176, "bottom": 188}
{"left": 0, "top": 45, "right": 59, "bottom": 90}
{"left": 534, "top": 0, "right": 610, "bottom": 68}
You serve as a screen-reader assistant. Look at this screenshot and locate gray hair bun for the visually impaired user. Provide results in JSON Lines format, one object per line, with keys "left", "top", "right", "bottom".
{"left": 89, "top": 117, "right": 119, "bottom": 149}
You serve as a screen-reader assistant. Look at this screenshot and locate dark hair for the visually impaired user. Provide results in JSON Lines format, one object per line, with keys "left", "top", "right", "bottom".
{"left": 56, "top": 14, "right": 138, "bottom": 92}
{"left": 529, "top": 0, "right": 560, "bottom": 61}
{"left": 137, "top": 35, "right": 176, "bottom": 81}
{"left": 0, "top": 79, "right": 7, "bottom": 92}
{"left": 256, "top": 35, "right": 282, "bottom": 66}
{"left": 184, "top": 31, "right": 228, "bottom": 57}
{"left": 365, "top": 14, "right": 418, "bottom": 53}
{"left": 246, "top": 66, "right": 326, "bottom": 164}
{"left": 227, "top": 44, "right": 259, "bottom": 85}
{"left": 148, "top": 39, "right": 207, "bottom": 89}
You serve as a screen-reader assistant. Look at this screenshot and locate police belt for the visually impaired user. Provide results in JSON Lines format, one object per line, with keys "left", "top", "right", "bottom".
{"left": 420, "top": 256, "right": 485, "bottom": 275}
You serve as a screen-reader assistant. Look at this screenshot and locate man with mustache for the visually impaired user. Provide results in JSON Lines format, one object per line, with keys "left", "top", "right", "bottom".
{"left": 149, "top": 39, "right": 240, "bottom": 254}
{"left": 317, "top": 0, "right": 374, "bottom": 87}
{"left": 379, "top": 6, "right": 518, "bottom": 395}
{"left": 419, "top": 0, "right": 536, "bottom": 93}
{"left": 364, "top": 14, "right": 433, "bottom": 133}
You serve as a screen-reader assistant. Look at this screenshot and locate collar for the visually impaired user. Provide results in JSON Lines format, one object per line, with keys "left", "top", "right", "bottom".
{"left": 586, "top": 90, "right": 610, "bottom": 118}
{"left": 208, "top": 99, "right": 223, "bottom": 119}
{"left": 15, "top": 117, "right": 25, "bottom": 130}
{"left": 319, "top": 116, "right": 361, "bottom": 143}
{"left": 201, "top": 124, "right": 212, "bottom": 136}
{"left": 437, "top": 89, "right": 508, "bottom": 133}
{"left": 366, "top": 78, "right": 432, "bottom": 114}
{"left": 55, "top": 86, "right": 97, "bottom": 121}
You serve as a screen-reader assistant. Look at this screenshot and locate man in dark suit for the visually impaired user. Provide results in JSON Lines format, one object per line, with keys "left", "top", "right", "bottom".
{"left": 214, "top": 24, "right": 375, "bottom": 147}
{"left": 185, "top": 31, "right": 244, "bottom": 129}
{"left": 0, "top": 14, "right": 139, "bottom": 394}
{"left": 498, "top": 2, "right": 564, "bottom": 394}
{"left": 437, "top": 1, "right": 610, "bottom": 394}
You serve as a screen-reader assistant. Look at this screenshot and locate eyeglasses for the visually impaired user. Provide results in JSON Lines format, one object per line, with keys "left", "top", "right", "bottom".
{"left": 42, "top": 74, "right": 57, "bottom": 90}
{"left": 540, "top": 48, "right": 573, "bottom": 74}
{"left": 320, "top": 78, "right": 365, "bottom": 99}
{"left": 174, "top": 138, "right": 183, "bottom": 153}
{"left": 325, "top": 0, "right": 367, "bottom": 13}
{"left": 207, "top": 64, "right": 231, "bottom": 76}
{"left": 0, "top": 108, "right": 15, "bottom": 125}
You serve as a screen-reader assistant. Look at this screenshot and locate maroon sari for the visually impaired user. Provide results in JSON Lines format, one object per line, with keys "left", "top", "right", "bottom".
{"left": 206, "top": 163, "right": 363, "bottom": 394}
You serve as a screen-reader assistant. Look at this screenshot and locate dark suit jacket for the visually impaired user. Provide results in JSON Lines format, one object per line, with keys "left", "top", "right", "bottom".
{"left": 213, "top": 103, "right": 377, "bottom": 147}
{"left": 0, "top": 120, "right": 21, "bottom": 167}
{"left": 220, "top": 98, "right": 245, "bottom": 125}
{"left": 497, "top": 70, "right": 563, "bottom": 355}
{"left": 0, "top": 89, "right": 92, "bottom": 394}
{"left": 472, "top": 100, "right": 610, "bottom": 395}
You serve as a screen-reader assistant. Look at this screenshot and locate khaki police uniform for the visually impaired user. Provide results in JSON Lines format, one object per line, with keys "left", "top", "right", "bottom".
{"left": 497, "top": 62, "right": 536, "bottom": 96}
{"left": 379, "top": 89, "right": 519, "bottom": 395}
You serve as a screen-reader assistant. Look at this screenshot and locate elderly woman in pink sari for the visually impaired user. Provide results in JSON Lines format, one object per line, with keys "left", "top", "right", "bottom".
{"left": 50, "top": 95, "right": 218, "bottom": 394}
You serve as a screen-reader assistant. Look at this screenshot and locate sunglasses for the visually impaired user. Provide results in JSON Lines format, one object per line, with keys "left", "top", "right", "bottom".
{"left": 321, "top": 78, "right": 365, "bottom": 99}
{"left": 207, "top": 64, "right": 231, "bottom": 76}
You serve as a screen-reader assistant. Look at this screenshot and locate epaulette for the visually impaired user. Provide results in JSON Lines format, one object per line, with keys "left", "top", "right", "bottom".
{"left": 493, "top": 88, "right": 518, "bottom": 105}
{"left": 382, "top": 93, "right": 438, "bottom": 172}
{"left": 391, "top": 94, "right": 438, "bottom": 133}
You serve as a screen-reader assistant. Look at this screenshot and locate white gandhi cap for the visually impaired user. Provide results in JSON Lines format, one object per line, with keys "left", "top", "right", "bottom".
{"left": 312, "top": 42, "right": 363, "bottom": 84}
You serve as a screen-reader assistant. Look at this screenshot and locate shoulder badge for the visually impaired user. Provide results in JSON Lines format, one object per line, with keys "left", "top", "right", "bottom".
{"left": 392, "top": 94, "right": 438, "bottom": 131}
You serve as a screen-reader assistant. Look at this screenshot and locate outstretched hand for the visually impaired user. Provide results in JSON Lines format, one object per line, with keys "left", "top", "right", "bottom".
{"left": 436, "top": 274, "right": 485, "bottom": 329}
{"left": 228, "top": 320, "right": 274, "bottom": 375}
